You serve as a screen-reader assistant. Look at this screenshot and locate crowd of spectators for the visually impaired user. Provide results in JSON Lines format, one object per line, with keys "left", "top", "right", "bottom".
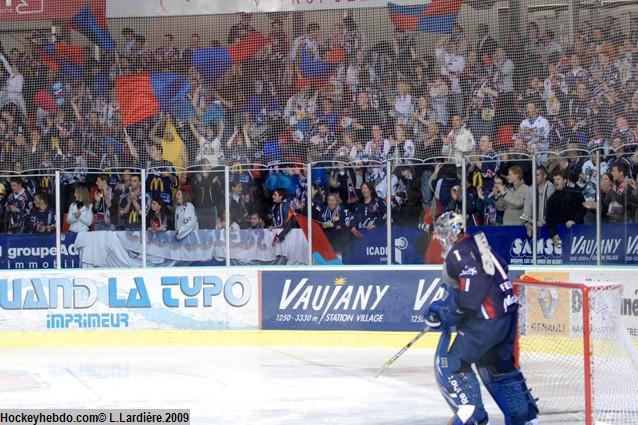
{"left": 0, "top": 11, "right": 637, "bottom": 253}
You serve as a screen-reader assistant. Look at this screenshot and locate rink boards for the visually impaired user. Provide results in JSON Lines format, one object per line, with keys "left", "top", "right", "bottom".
{"left": 0, "top": 266, "right": 637, "bottom": 348}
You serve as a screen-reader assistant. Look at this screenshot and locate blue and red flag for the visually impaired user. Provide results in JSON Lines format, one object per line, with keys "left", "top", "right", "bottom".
{"left": 388, "top": 1, "right": 463, "bottom": 34}
{"left": 296, "top": 45, "right": 344, "bottom": 90}
{"left": 115, "top": 73, "right": 191, "bottom": 127}
{"left": 69, "top": 4, "right": 116, "bottom": 52}
{"left": 296, "top": 214, "right": 342, "bottom": 265}
{"left": 192, "top": 31, "right": 269, "bottom": 83}
{"left": 41, "top": 42, "right": 86, "bottom": 80}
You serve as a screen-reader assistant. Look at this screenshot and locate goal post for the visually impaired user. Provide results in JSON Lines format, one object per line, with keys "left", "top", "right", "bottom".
{"left": 513, "top": 276, "right": 638, "bottom": 425}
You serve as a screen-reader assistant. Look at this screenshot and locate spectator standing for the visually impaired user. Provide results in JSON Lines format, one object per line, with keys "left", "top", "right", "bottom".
{"left": 229, "top": 180, "right": 250, "bottom": 228}
{"left": 442, "top": 115, "right": 475, "bottom": 168}
{"left": 468, "top": 135, "right": 499, "bottom": 192}
{"left": 475, "top": 23, "right": 497, "bottom": 68}
{"left": 319, "top": 193, "right": 349, "bottom": 254}
{"left": 145, "top": 143, "right": 178, "bottom": 206}
{"left": 5, "top": 177, "right": 31, "bottom": 233}
{"left": 93, "top": 174, "right": 115, "bottom": 231}
{"left": 329, "top": 159, "right": 359, "bottom": 208}
{"left": 174, "top": 188, "right": 199, "bottom": 239}
{"left": 388, "top": 124, "right": 415, "bottom": 163}
{"left": 389, "top": 80, "right": 413, "bottom": 125}
{"left": 189, "top": 119, "right": 223, "bottom": 167}
{"left": 568, "top": 82, "right": 594, "bottom": 140}
{"left": 190, "top": 167, "right": 223, "bottom": 229}
{"left": 521, "top": 166, "right": 556, "bottom": 234}
{"left": 154, "top": 34, "right": 179, "bottom": 71}
{"left": 268, "top": 188, "right": 291, "bottom": 229}
{"left": 546, "top": 170, "right": 586, "bottom": 247}
{"left": 268, "top": 19, "right": 290, "bottom": 83}
{"left": 0, "top": 52, "right": 26, "bottom": 117}
{"left": 566, "top": 54, "right": 589, "bottom": 95}
{"left": 27, "top": 192, "right": 55, "bottom": 234}
{"left": 520, "top": 102, "right": 551, "bottom": 149}
{"left": 435, "top": 38, "right": 465, "bottom": 117}
{"left": 391, "top": 165, "right": 422, "bottom": 226}
{"left": 605, "top": 163, "right": 634, "bottom": 224}
{"left": 429, "top": 74, "right": 450, "bottom": 127}
{"left": 350, "top": 91, "right": 382, "bottom": 143}
{"left": 495, "top": 165, "right": 529, "bottom": 225}
{"left": 543, "top": 58, "right": 569, "bottom": 118}
{"left": 347, "top": 181, "right": 386, "bottom": 234}
{"left": 504, "top": 31, "right": 526, "bottom": 92}
{"left": 363, "top": 124, "right": 390, "bottom": 193}
{"left": 289, "top": 22, "right": 321, "bottom": 62}
{"left": 67, "top": 184, "right": 93, "bottom": 233}
{"left": 474, "top": 175, "right": 505, "bottom": 225}
{"left": 523, "top": 22, "right": 543, "bottom": 79}
{"left": 228, "top": 12, "right": 255, "bottom": 45}
{"left": 150, "top": 114, "right": 188, "bottom": 181}
{"left": 181, "top": 33, "right": 202, "bottom": 67}
{"left": 491, "top": 48, "right": 514, "bottom": 93}
{"left": 541, "top": 30, "right": 563, "bottom": 65}
{"left": 410, "top": 96, "right": 438, "bottom": 143}
{"left": 118, "top": 174, "right": 142, "bottom": 230}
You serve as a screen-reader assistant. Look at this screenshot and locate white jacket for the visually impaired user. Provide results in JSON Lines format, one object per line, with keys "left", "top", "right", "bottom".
{"left": 175, "top": 202, "right": 199, "bottom": 240}
{"left": 67, "top": 203, "right": 93, "bottom": 233}
{"left": 0, "top": 53, "right": 26, "bottom": 116}
{"left": 443, "top": 126, "right": 475, "bottom": 167}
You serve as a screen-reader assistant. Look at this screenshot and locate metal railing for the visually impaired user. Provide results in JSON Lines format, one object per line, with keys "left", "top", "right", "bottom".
{"left": 0, "top": 146, "right": 635, "bottom": 268}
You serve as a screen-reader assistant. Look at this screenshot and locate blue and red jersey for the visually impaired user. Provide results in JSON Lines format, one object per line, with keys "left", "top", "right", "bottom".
{"left": 443, "top": 234, "right": 517, "bottom": 320}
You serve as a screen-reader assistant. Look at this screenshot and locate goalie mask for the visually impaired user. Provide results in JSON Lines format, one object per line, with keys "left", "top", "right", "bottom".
{"left": 434, "top": 211, "right": 465, "bottom": 255}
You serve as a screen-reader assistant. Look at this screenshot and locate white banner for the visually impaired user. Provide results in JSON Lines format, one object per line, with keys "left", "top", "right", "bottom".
{"left": 569, "top": 270, "right": 638, "bottom": 341}
{"left": 74, "top": 229, "right": 309, "bottom": 268}
{"left": 106, "top": 0, "right": 427, "bottom": 18}
{"left": 0, "top": 268, "right": 259, "bottom": 331}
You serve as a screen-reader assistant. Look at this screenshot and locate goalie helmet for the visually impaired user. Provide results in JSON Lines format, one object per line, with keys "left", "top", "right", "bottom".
{"left": 434, "top": 211, "right": 465, "bottom": 255}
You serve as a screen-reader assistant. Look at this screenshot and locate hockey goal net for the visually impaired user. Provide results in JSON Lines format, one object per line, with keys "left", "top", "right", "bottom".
{"left": 514, "top": 277, "right": 638, "bottom": 425}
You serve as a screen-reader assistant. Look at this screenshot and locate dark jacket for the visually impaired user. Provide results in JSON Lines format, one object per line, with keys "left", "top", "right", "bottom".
{"left": 546, "top": 188, "right": 586, "bottom": 236}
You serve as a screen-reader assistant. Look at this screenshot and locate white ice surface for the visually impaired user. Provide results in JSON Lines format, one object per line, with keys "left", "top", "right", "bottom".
{"left": 0, "top": 346, "right": 576, "bottom": 424}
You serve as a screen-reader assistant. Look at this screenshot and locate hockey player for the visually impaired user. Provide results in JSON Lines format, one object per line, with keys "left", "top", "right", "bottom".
{"left": 424, "top": 211, "right": 538, "bottom": 425}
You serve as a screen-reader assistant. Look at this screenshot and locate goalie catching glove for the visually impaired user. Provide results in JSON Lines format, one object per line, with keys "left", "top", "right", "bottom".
{"left": 424, "top": 286, "right": 464, "bottom": 329}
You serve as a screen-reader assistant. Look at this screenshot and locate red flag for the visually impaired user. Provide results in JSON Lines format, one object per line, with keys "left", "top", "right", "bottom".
{"left": 228, "top": 31, "right": 269, "bottom": 63}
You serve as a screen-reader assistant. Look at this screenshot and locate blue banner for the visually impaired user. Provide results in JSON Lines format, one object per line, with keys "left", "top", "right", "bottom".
{"left": 344, "top": 227, "right": 426, "bottom": 265}
{"left": 261, "top": 269, "right": 524, "bottom": 331}
{"left": 1, "top": 224, "right": 635, "bottom": 269}
{"left": 469, "top": 224, "right": 638, "bottom": 265}
{"left": 344, "top": 224, "right": 638, "bottom": 266}
{"left": 0, "top": 233, "right": 79, "bottom": 270}
{"left": 261, "top": 270, "right": 442, "bottom": 331}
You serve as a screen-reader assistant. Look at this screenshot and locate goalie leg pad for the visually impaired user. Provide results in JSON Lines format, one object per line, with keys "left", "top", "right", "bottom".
{"left": 476, "top": 366, "right": 539, "bottom": 425}
{"left": 436, "top": 331, "right": 488, "bottom": 425}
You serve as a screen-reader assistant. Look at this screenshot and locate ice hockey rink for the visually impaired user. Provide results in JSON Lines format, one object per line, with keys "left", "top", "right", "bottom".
{"left": 0, "top": 344, "right": 583, "bottom": 425}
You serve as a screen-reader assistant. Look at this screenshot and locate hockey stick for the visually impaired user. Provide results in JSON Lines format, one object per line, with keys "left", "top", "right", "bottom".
{"left": 375, "top": 326, "right": 430, "bottom": 378}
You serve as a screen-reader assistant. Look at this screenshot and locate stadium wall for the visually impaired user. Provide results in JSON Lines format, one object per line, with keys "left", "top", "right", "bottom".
{"left": 0, "top": 265, "right": 637, "bottom": 349}
{"left": 2, "top": 3, "right": 638, "bottom": 54}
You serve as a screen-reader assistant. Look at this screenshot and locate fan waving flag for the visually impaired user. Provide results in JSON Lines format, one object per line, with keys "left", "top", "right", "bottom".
{"left": 388, "top": 1, "right": 463, "bottom": 34}
{"left": 193, "top": 31, "right": 269, "bottom": 83}
{"left": 43, "top": 42, "right": 86, "bottom": 65}
{"left": 300, "top": 50, "right": 337, "bottom": 79}
{"left": 41, "top": 42, "right": 86, "bottom": 80}
{"left": 296, "top": 45, "right": 344, "bottom": 90}
{"left": 70, "top": 4, "right": 116, "bottom": 51}
{"left": 115, "top": 73, "right": 191, "bottom": 127}
{"left": 295, "top": 214, "right": 342, "bottom": 265}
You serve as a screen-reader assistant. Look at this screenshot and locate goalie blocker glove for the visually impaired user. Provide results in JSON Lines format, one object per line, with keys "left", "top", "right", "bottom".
{"left": 424, "top": 286, "right": 464, "bottom": 329}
